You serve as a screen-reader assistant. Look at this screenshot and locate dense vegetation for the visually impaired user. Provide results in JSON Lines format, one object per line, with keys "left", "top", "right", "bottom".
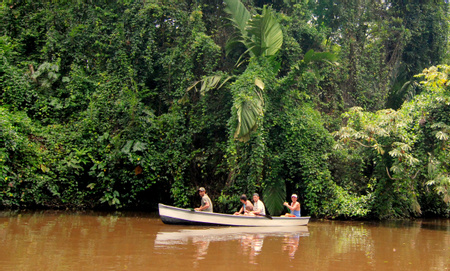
{"left": 1, "top": 0, "right": 449, "bottom": 218}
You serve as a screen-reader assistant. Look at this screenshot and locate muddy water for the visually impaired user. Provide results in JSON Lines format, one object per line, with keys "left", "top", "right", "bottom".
{"left": 0, "top": 211, "right": 448, "bottom": 271}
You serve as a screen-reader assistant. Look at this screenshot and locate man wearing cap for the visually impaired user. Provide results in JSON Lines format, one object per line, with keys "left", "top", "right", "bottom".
{"left": 195, "top": 187, "right": 213, "bottom": 212}
{"left": 283, "top": 194, "right": 301, "bottom": 217}
{"left": 251, "top": 193, "right": 266, "bottom": 216}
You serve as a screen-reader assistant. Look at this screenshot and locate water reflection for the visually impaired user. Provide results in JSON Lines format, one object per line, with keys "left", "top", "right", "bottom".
{"left": 155, "top": 226, "right": 309, "bottom": 245}
{"left": 239, "top": 233, "right": 264, "bottom": 264}
{"left": 282, "top": 233, "right": 300, "bottom": 259}
{"left": 192, "top": 237, "right": 210, "bottom": 268}
{"left": 155, "top": 226, "right": 309, "bottom": 264}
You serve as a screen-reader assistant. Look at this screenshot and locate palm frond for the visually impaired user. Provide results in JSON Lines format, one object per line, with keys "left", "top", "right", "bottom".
{"left": 263, "top": 179, "right": 286, "bottom": 215}
{"left": 246, "top": 6, "right": 283, "bottom": 57}
{"left": 223, "top": 0, "right": 251, "bottom": 38}
{"left": 187, "top": 75, "right": 232, "bottom": 95}
{"left": 234, "top": 89, "right": 264, "bottom": 142}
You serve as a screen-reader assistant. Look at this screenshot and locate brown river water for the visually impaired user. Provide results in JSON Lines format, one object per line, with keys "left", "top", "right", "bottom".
{"left": 0, "top": 210, "right": 448, "bottom": 271}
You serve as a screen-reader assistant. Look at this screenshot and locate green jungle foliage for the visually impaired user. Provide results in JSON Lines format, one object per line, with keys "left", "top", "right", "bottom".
{"left": 1, "top": 0, "right": 449, "bottom": 218}
{"left": 334, "top": 65, "right": 450, "bottom": 218}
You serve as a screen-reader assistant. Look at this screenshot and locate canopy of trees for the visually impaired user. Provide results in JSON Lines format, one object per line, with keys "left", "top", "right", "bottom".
{"left": 1, "top": 0, "right": 449, "bottom": 219}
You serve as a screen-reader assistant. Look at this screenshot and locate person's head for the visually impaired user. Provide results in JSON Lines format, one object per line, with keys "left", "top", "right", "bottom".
{"left": 252, "top": 193, "right": 260, "bottom": 202}
{"left": 240, "top": 194, "right": 248, "bottom": 204}
{"left": 198, "top": 187, "right": 206, "bottom": 196}
{"left": 291, "top": 194, "right": 298, "bottom": 202}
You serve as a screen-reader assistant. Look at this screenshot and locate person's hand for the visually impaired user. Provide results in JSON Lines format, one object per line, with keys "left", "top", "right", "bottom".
{"left": 195, "top": 208, "right": 200, "bottom": 211}
{"left": 283, "top": 202, "right": 288, "bottom": 206}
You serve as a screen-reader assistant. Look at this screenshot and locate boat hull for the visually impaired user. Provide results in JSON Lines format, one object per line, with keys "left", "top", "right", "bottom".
{"left": 158, "top": 203, "right": 310, "bottom": 227}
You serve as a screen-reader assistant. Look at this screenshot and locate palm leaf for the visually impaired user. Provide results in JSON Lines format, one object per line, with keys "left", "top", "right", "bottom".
{"left": 223, "top": 0, "right": 251, "bottom": 38}
{"left": 200, "top": 75, "right": 222, "bottom": 93}
{"left": 234, "top": 90, "right": 264, "bottom": 141}
{"left": 263, "top": 179, "right": 286, "bottom": 216}
{"left": 225, "top": 36, "right": 246, "bottom": 57}
{"left": 186, "top": 75, "right": 232, "bottom": 95}
{"left": 246, "top": 6, "right": 283, "bottom": 57}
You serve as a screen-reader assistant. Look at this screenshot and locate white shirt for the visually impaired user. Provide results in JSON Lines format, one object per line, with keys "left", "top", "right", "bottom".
{"left": 253, "top": 200, "right": 266, "bottom": 215}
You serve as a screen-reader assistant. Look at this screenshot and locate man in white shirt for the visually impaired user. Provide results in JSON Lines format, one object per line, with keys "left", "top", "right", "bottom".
{"left": 251, "top": 193, "right": 266, "bottom": 216}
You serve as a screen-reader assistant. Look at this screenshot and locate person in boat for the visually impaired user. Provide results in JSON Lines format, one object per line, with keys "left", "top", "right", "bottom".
{"left": 234, "top": 194, "right": 254, "bottom": 215}
{"left": 283, "top": 194, "right": 301, "bottom": 217}
{"left": 250, "top": 193, "right": 266, "bottom": 216}
{"left": 195, "top": 187, "right": 213, "bottom": 212}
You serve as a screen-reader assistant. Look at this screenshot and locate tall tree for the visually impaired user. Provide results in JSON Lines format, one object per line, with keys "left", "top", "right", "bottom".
{"left": 387, "top": 0, "right": 449, "bottom": 108}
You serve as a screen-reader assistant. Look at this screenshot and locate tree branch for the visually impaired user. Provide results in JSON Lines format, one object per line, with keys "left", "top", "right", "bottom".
{"left": 349, "top": 139, "right": 372, "bottom": 148}
{"left": 411, "top": 168, "right": 423, "bottom": 180}
{"left": 386, "top": 167, "right": 398, "bottom": 180}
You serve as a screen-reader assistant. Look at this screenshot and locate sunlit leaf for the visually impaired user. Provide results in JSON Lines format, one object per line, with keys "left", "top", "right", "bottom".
{"left": 186, "top": 75, "right": 232, "bottom": 95}
{"left": 389, "top": 149, "right": 402, "bottom": 157}
{"left": 374, "top": 144, "right": 385, "bottom": 155}
{"left": 246, "top": 6, "right": 283, "bottom": 57}
{"left": 391, "top": 165, "right": 402, "bottom": 174}
{"left": 40, "top": 164, "right": 49, "bottom": 173}
{"left": 223, "top": 0, "right": 251, "bottom": 39}
{"left": 254, "top": 77, "right": 264, "bottom": 91}
{"left": 234, "top": 94, "right": 263, "bottom": 142}
{"left": 435, "top": 131, "right": 448, "bottom": 141}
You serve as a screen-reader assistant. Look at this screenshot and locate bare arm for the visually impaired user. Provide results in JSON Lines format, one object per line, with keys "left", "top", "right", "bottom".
{"left": 283, "top": 202, "right": 300, "bottom": 211}
{"left": 195, "top": 200, "right": 210, "bottom": 211}
{"left": 200, "top": 201, "right": 210, "bottom": 210}
{"left": 283, "top": 202, "right": 294, "bottom": 211}
{"left": 234, "top": 206, "right": 244, "bottom": 215}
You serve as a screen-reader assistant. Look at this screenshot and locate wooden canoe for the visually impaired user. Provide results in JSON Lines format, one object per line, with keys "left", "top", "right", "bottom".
{"left": 158, "top": 203, "right": 310, "bottom": 227}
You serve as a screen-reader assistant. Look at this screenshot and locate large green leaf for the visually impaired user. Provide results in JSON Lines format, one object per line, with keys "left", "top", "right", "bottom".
{"left": 246, "top": 6, "right": 283, "bottom": 57}
{"left": 234, "top": 88, "right": 264, "bottom": 141}
{"left": 186, "top": 75, "right": 232, "bottom": 96}
{"left": 263, "top": 179, "right": 286, "bottom": 216}
{"left": 223, "top": 0, "right": 251, "bottom": 38}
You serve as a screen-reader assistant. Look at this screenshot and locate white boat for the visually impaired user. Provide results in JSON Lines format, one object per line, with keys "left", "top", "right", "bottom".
{"left": 158, "top": 203, "right": 310, "bottom": 227}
